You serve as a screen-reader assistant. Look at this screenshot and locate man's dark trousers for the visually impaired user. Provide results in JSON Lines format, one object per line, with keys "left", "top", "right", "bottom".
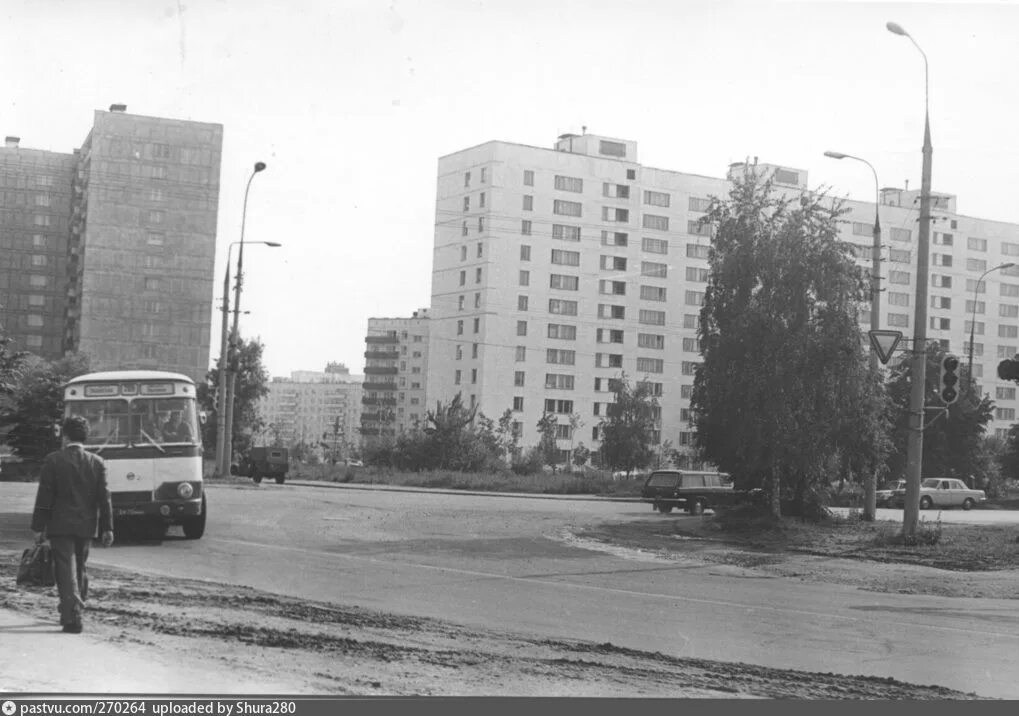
{"left": 49, "top": 535, "right": 91, "bottom": 625}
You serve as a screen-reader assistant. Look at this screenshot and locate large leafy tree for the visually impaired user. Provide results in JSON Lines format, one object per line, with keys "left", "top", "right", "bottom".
{"left": 692, "top": 169, "right": 891, "bottom": 518}
{"left": 199, "top": 337, "right": 271, "bottom": 458}
{"left": 599, "top": 375, "right": 659, "bottom": 476}
{"left": 884, "top": 345, "right": 994, "bottom": 483}
{"left": 1, "top": 353, "right": 91, "bottom": 461}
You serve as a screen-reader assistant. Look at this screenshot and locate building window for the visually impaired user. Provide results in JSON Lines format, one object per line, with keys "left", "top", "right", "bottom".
{"left": 515, "top": 346, "right": 527, "bottom": 362}
{"left": 545, "top": 374, "right": 575, "bottom": 390}
{"left": 479, "top": 192, "right": 486, "bottom": 208}
{"left": 513, "top": 396, "right": 524, "bottom": 411}
{"left": 26, "top": 314, "right": 44, "bottom": 327}
{"left": 683, "top": 314, "right": 698, "bottom": 328}
{"left": 523, "top": 195, "right": 533, "bottom": 211}
{"left": 685, "top": 291, "right": 705, "bottom": 306}
{"left": 520, "top": 245, "right": 531, "bottom": 261}
{"left": 638, "top": 333, "right": 665, "bottom": 350}
{"left": 641, "top": 261, "right": 668, "bottom": 278}
{"left": 997, "top": 386, "right": 1016, "bottom": 401}
{"left": 889, "top": 248, "right": 911, "bottom": 264}
{"left": 602, "top": 207, "right": 629, "bottom": 223}
{"left": 476, "top": 267, "right": 482, "bottom": 283}
{"left": 932, "top": 274, "right": 953, "bottom": 289}
{"left": 932, "top": 253, "right": 953, "bottom": 267}
{"left": 546, "top": 349, "right": 576, "bottom": 365}
{"left": 643, "top": 214, "right": 669, "bottom": 231}
{"left": 474, "top": 292, "right": 481, "bottom": 308}
{"left": 681, "top": 361, "right": 699, "bottom": 376}
{"left": 463, "top": 196, "right": 470, "bottom": 212}
{"left": 596, "top": 328, "right": 624, "bottom": 344}
{"left": 552, "top": 224, "right": 581, "bottom": 242}
{"left": 968, "top": 237, "right": 987, "bottom": 252}
{"left": 1000, "top": 304, "right": 1019, "bottom": 318}
{"left": 30, "top": 254, "right": 46, "bottom": 267}
{"left": 643, "top": 190, "right": 670, "bottom": 207}
{"left": 687, "top": 219, "right": 713, "bottom": 236}
{"left": 457, "top": 320, "right": 464, "bottom": 335}
{"left": 514, "top": 371, "right": 525, "bottom": 387}
{"left": 600, "top": 255, "right": 627, "bottom": 271}
{"left": 29, "top": 274, "right": 48, "bottom": 288}
{"left": 549, "top": 299, "right": 578, "bottom": 315}
{"left": 517, "top": 320, "right": 527, "bottom": 336}
{"left": 642, "top": 237, "right": 668, "bottom": 254}
{"left": 33, "top": 215, "right": 51, "bottom": 227}
{"left": 144, "top": 277, "right": 160, "bottom": 291}
{"left": 471, "top": 368, "right": 478, "bottom": 384}
{"left": 602, "top": 231, "right": 628, "bottom": 246}
{"left": 472, "top": 343, "right": 478, "bottom": 359}
{"left": 478, "top": 217, "right": 484, "bottom": 232}
{"left": 888, "top": 271, "right": 911, "bottom": 285}
{"left": 598, "top": 304, "right": 625, "bottom": 319}
{"left": 1001, "top": 283, "right": 1019, "bottom": 298}
{"left": 554, "top": 175, "right": 584, "bottom": 193}
{"left": 931, "top": 296, "right": 951, "bottom": 309}
{"left": 688, "top": 196, "right": 711, "bottom": 212}
{"left": 599, "top": 140, "right": 626, "bottom": 158}
{"left": 545, "top": 399, "right": 575, "bottom": 414}
{"left": 603, "top": 183, "right": 630, "bottom": 199}
{"left": 999, "top": 325, "right": 1018, "bottom": 339}
{"left": 682, "top": 337, "right": 700, "bottom": 352}
{"left": 550, "top": 274, "right": 579, "bottom": 291}
{"left": 523, "top": 170, "right": 534, "bottom": 186}
{"left": 521, "top": 220, "right": 532, "bottom": 235}
{"left": 996, "top": 408, "right": 1016, "bottom": 421}
{"left": 640, "top": 285, "right": 667, "bottom": 302}
{"left": 477, "top": 242, "right": 483, "bottom": 258}
{"left": 687, "top": 244, "right": 709, "bottom": 259}
{"left": 519, "top": 270, "right": 530, "bottom": 286}
{"left": 473, "top": 317, "right": 480, "bottom": 333}
{"left": 456, "top": 345, "right": 463, "bottom": 360}
{"left": 967, "top": 258, "right": 988, "bottom": 272}
{"left": 887, "top": 313, "right": 910, "bottom": 328}
{"left": 929, "top": 317, "right": 951, "bottom": 331}
{"left": 965, "top": 300, "right": 985, "bottom": 315}
{"left": 547, "top": 324, "right": 577, "bottom": 340}
{"left": 517, "top": 295, "right": 529, "bottom": 311}
{"left": 598, "top": 280, "right": 626, "bottom": 295}
{"left": 458, "top": 295, "right": 465, "bottom": 311}
{"left": 638, "top": 309, "right": 666, "bottom": 326}
{"left": 454, "top": 370, "right": 462, "bottom": 385}
{"left": 551, "top": 249, "right": 581, "bottom": 266}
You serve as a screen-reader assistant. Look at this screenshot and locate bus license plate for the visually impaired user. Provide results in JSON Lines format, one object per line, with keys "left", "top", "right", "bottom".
{"left": 115, "top": 508, "right": 145, "bottom": 516}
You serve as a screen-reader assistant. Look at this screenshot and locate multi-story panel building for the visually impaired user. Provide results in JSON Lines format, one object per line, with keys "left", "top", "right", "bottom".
{"left": 360, "top": 309, "right": 430, "bottom": 441}
{"left": 0, "top": 105, "right": 223, "bottom": 382}
{"left": 428, "top": 132, "right": 1019, "bottom": 460}
{"left": 259, "top": 363, "right": 363, "bottom": 458}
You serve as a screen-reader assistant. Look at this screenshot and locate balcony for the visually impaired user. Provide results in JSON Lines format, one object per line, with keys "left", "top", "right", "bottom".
{"left": 362, "top": 397, "right": 398, "bottom": 407}
{"left": 362, "top": 381, "right": 397, "bottom": 391}
{"left": 366, "top": 335, "right": 399, "bottom": 345}
{"left": 364, "top": 366, "right": 398, "bottom": 375}
{"left": 364, "top": 351, "right": 400, "bottom": 360}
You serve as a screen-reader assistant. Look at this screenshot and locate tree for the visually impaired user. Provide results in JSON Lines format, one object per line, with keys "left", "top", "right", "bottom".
{"left": 599, "top": 375, "right": 659, "bottom": 477}
{"left": 536, "top": 412, "right": 559, "bottom": 472}
{"left": 572, "top": 442, "right": 591, "bottom": 470}
{"left": 1, "top": 353, "right": 91, "bottom": 461}
{"left": 885, "top": 344, "right": 994, "bottom": 483}
{"left": 199, "top": 337, "right": 271, "bottom": 458}
{"left": 692, "top": 168, "right": 891, "bottom": 518}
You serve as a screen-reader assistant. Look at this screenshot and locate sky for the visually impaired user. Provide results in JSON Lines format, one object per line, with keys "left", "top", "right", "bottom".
{"left": 5, "top": 0, "right": 1019, "bottom": 378}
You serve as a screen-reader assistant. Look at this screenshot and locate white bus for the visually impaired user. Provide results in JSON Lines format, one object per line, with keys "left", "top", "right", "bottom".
{"left": 63, "top": 370, "right": 207, "bottom": 539}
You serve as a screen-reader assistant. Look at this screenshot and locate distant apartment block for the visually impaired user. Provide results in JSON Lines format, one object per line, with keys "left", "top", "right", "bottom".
{"left": 259, "top": 363, "right": 363, "bottom": 456}
{"left": 428, "top": 131, "right": 1019, "bottom": 461}
{"left": 0, "top": 105, "right": 223, "bottom": 382}
{"left": 360, "top": 309, "right": 431, "bottom": 441}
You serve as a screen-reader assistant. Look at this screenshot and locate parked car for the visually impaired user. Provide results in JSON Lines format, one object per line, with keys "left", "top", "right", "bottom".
{"left": 236, "top": 447, "right": 289, "bottom": 484}
{"left": 876, "top": 479, "right": 907, "bottom": 507}
{"left": 640, "top": 470, "right": 748, "bottom": 515}
{"left": 889, "top": 477, "right": 986, "bottom": 510}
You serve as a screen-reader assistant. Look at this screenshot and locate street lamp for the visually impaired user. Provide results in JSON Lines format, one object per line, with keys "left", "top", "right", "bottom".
{"left": 888, "top": 20, "right": 933, "bottom": 539}
{"left": 968, "top": 263, "right": 1016, "bottom": 388}
{"left": 824, "top": 150, "right": 882, "bottom": 521}
{"left": 214, "top": 238, "right": 280, "bottom": 476}
{"left": 215, "top": 161, "right": 268, "bottom": 477}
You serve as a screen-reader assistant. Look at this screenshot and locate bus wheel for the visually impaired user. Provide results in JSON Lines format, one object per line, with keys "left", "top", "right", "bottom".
{"left": 183, "top": 495, "right": 207, "bottom": 540}
{"left": 275, "top": 475, "right": 286, "bottom": 485}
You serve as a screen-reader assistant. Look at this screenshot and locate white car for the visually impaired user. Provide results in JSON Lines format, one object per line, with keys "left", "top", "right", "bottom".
{"left": 876, "top": 479, "right": 907, "bottom": 507}
{"left": 890, "top": 477, "right": 986, "bottom": 510}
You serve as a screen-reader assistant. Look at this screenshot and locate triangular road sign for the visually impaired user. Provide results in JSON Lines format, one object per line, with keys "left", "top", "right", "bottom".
{"left": 868, "top": 330, "right": 903, "bottom": 365}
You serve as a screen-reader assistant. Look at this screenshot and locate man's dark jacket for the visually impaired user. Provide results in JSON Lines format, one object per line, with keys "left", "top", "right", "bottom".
{"left": 31, "top": 445, "right": 113, "bottom": 538}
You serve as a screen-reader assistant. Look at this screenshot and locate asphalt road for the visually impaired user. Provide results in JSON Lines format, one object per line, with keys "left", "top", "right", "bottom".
{"left": 3, "top": 481, "right": 1018, "bottom": 698}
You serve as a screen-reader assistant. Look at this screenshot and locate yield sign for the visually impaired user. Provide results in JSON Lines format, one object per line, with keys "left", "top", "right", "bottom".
{"left": 868, "top": 330, "right": 903, "bottom": 365}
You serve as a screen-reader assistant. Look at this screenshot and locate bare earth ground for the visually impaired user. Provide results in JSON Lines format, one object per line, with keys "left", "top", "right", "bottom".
{"left": 0, "top": 524, "right": 997, "bottom": 699}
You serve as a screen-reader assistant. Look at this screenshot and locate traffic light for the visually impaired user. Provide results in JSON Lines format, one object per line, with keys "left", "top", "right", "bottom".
{"left": 940, "top": 354, "right": 960, "bottom": 405}
{"left": 998, "top": 357, "right": 1019, "bottom": 382}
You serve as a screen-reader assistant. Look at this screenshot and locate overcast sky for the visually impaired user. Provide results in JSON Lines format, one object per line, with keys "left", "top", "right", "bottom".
{"left": 6, "top": 0, "right": 1019, "bottom": 378}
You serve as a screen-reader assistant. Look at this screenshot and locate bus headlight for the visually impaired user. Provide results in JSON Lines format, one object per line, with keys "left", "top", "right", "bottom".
{"left": 177, "top": 482, "right": 194, "bottom": 499}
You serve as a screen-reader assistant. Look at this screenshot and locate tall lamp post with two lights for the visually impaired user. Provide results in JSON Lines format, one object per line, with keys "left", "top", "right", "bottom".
{"left": 823, "top": 150, "right": 882, "bottom": 521}
{"left": 215, "top": 161, "right": 268, "bottom": 477}
{"left": 887, "top": 20, "right": 933, "bottom": 539}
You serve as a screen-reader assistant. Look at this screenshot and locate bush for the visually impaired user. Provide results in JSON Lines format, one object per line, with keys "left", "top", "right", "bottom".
{"left": 903, "top": 513, "right": 943, "bottom": 546}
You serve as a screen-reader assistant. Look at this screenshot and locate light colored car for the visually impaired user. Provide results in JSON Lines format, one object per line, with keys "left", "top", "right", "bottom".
{"left": 890, "top": 477, "right": 986, "bottom": 510}
{"left": 876, "top": 479, "right": 907, "bottom": 507}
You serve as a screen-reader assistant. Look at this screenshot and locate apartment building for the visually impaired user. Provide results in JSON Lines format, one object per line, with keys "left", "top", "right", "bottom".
{"left": 0, "top": 105, "right": 223, "bottom": 382}
{"left": 360, "top": 309, "right": 431, "bottom": 441}
{"left": 428, "top": 131, "right": 1019, "bottom": 461}
{"left": 259, "top": 363, "right": 363, "bottom": 456}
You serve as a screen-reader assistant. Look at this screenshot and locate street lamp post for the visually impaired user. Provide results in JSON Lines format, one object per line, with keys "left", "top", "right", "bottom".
{"left": 968, "top": 263, "right": 1017, "bottom": 389}
{"left": 214, "top": 238, "right": 280, "bottom": 476}
{"left": 823, "top": 150, "right": 882, "bottom": 521}
{"left": 216, "top": 162, "right": 267, "bottom": 476}
{"left": 888, "top": 21, "right": 933, "bottom": 540}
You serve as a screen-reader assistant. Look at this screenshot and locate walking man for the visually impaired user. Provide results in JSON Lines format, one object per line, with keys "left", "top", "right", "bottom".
{"left": 31, "top": 415, "right": 114, "bottom": 633}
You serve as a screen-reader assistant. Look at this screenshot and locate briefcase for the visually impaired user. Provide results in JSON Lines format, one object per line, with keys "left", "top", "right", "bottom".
{"left": 16, "top": 543, "right": 56, "bottom": 587}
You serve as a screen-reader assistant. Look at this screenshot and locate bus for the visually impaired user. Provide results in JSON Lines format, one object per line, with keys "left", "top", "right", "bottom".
{"left": 63, "top": 370, "right": 207, "bottom": 539}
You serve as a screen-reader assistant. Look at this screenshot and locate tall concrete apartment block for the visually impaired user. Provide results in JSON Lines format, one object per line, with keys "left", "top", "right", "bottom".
{"left": 259, "top": 363, "right": 363, "bottom": 456}
{"left": 360, "top": 310, "right": 430, "bottom": 440}
{"left": 430, "top": 132, "right": 1019, "bottom": 459}
{"left": 0, "top": 105, "right": 222, "bottom": 382}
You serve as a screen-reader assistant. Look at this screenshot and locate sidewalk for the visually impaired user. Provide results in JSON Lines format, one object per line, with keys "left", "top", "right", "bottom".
{"left": 284, "top": 478, "right": 645, "bottom": 503}
{"left": 0, "top": 607, "right": 296, "bottom": 695}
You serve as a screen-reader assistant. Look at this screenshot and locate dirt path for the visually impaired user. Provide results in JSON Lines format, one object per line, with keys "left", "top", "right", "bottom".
{"left": 0, "top": 554, "right": 983, "bottom": 699}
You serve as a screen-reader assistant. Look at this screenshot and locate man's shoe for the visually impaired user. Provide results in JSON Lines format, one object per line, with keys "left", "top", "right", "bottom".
{"left": 62, "top": 622, "right": 83, "bottom": 634}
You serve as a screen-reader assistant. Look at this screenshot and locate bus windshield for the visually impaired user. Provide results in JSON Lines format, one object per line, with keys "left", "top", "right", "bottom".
{"left": 66, "top": 397, "right": 199, "bottom": 448}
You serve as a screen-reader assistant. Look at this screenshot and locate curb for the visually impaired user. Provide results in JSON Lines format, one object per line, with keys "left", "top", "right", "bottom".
{"left": 271, "top": 479, "right": 646, "bottom": 504}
